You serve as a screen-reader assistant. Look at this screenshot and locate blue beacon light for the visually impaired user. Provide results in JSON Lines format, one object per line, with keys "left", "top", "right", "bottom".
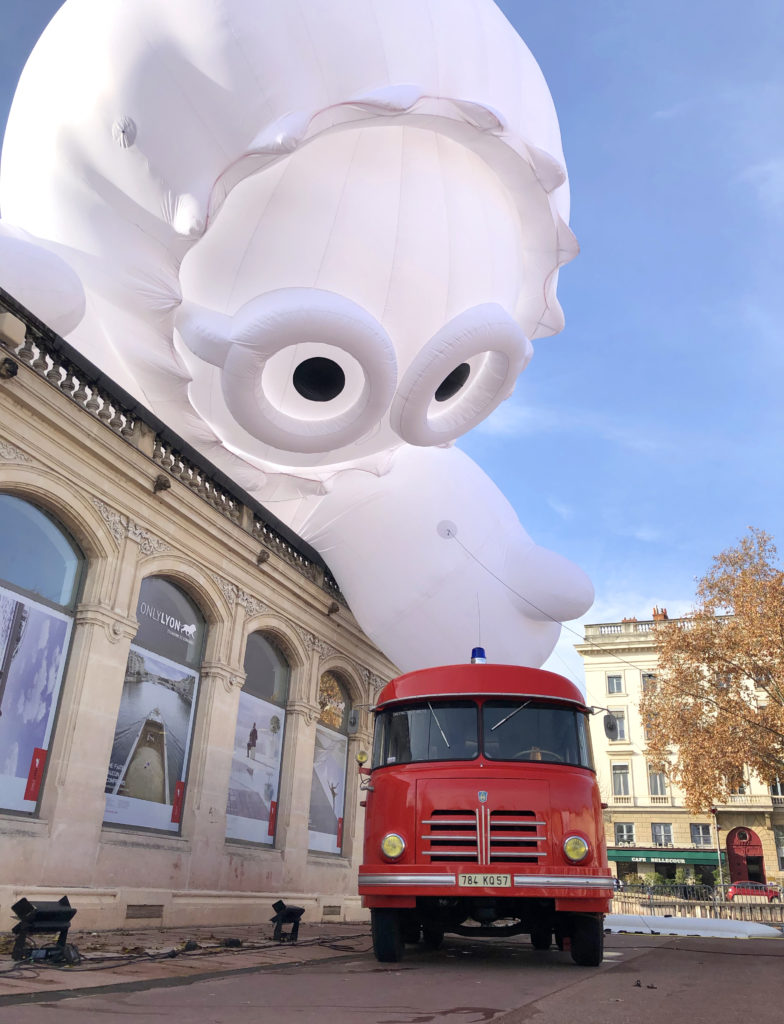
{"left": 470, "top": 647, "right": 487, "bottom": 664}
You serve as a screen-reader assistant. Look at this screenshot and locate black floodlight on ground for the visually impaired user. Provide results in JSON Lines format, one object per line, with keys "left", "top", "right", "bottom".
{"left": 11, "top": 895, "right": 78, "bottom": 962}
{"left": 270, "top": 899, "right": 305, "bottom": 943}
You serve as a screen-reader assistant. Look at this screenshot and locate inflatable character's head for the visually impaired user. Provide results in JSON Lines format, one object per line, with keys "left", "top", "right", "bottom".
{"left": 2, "top": 0, "right": 576, "bottom": 475}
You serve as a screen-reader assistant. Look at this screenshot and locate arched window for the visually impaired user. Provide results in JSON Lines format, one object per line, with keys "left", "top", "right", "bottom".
{"left": 308, "top": 670, "right": 350, "bottom": 854}
{"left": 0, "top": 495, "right": 82, "bottom": 815}
{"left": 103, "top": 577, "right": 205, "bottom": 833}
{"left": 226, "top": 632, "right": 290, "bottom": 845}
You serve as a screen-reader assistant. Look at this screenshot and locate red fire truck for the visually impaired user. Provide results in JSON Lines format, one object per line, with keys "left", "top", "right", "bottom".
{"left": 357, "top": 651, "right": 613, "bottom": 966}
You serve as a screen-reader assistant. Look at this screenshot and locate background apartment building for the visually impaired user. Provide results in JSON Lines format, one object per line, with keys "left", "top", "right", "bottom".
{"left": 576, "top": 610, "right": 784, "bottom": 887}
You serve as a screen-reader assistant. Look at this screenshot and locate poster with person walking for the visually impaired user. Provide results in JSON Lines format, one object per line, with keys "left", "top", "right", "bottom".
{"left": 226, "top": 690, "right": 285, "bottom": 844}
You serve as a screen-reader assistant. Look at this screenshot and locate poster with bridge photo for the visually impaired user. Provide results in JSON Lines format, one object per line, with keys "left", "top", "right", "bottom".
{"left": 0, "top": 586, "right": 72, "bottom": 814}
{"left": 308, "top": 724, "right": 347, "bottom": 853}
{"left": 103, "top": 645, "right": 198, "bottom": 832}
{"left": 225, "top": 690, "right": 285, "bottom": 844}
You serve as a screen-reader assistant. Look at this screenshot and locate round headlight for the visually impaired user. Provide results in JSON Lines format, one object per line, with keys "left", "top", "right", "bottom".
{"left": 380, "top": 833, "right": 406, "bottom": 859}
{"left": 563, "top": 835, "right": 589, "bottom": 863}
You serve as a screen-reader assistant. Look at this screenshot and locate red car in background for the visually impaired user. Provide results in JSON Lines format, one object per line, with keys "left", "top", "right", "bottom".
{"left": 725, "top": 881, "right": 781, "bottom": 902}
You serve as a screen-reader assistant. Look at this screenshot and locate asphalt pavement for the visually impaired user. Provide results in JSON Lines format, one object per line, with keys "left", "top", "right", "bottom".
{"left": 0, "top": 919, "right": 782, "bottom": 1023}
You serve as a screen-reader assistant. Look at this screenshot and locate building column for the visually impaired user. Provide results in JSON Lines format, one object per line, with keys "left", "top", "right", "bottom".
{"left": 183, "top": 661, "right": 245, "bottom": 890}
{"left": 39, "top": 603, "right": 138, "bottom": 886}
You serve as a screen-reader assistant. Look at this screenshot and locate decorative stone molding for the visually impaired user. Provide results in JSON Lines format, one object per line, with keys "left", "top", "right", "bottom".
{"left": 0, "top": 438, "right": 32, "bottom": 463}
{"left": 209, "top": 572, "right": 267, "bottom": 618}
{"left": 200, "top": 661, "right": 246, "bottom": 695}
{"left": 293, "top": 625, "right": 338, "bottom": 661}
{"left": 74, "top": 604, "right": 138, "bottom": 645}
{"left": 92, "top": 497, "right": 171, "bottom": 555}
{"left": 287, "top": 700, "right": 318, "bottom": 725}
{"left": 293, "top": 625, "right": 389, "bottom": 698}
{"left": 362, "top": 668, "right": 388, "bottom": 697}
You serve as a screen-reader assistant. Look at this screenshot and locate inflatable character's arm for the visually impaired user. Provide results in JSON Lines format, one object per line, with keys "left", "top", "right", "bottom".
{"left": 300, "top": 444, "right": 593, "bottom": 673}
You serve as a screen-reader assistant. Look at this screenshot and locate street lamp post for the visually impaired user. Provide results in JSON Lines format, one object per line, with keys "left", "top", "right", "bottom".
{"left": 710, "top": 807, "right": 725, "bottom": 893}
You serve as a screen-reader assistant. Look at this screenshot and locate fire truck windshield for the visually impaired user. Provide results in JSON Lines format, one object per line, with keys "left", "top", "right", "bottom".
{"left": 483, "top": 701, "right": 593, "bottom": 768}
{"left": 372, "top": 700, "right": 594, "bottom": 769}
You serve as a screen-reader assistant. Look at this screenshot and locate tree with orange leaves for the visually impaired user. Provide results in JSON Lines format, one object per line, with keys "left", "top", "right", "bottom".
{"left": 641, "top": 528, "right": 784, "bottom": 811}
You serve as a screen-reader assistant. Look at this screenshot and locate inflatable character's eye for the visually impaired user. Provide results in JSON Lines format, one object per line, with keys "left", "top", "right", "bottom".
{"left": 435, "top": 362, "right": 471, "bottom": 403}
{"left": 175, "top": 289, "right": 397, "bottom": 455}
{"left": 293, "top": 357, "right": 346, "bottom": 402}
{"left": 390, "top": 305, "right": 532, "bottom": 447}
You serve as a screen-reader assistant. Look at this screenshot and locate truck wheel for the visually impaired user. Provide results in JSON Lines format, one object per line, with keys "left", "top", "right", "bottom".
{"left": 371, "top": 908, "right": 404, "bottom": 962}
{"left": 529, "top": 924, "right": 552, "bottom": 950}
{"left": 402, "top": 918, "right": 422, "bottom": 944}
{"left": 422, "top": 923, "right": 444, "bottom": 949}
{"left": 569, "top": 915, "right": 604, "bottom": 967}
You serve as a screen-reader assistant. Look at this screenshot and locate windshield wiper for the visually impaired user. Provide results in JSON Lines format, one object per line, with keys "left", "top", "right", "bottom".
{"left": 428, "top": 702, "right": 450, "bottom": 748}
{"left": 490, "top": 700, "right": 530, "bottom": 731}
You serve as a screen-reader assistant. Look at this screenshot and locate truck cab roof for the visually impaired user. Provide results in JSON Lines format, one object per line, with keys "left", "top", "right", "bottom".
{"left": 374, "top": 663, "right": 588, "bottom": 712}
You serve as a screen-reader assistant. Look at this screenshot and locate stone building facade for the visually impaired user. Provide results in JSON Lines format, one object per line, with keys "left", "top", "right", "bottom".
{"left": 0, "top": 289, "right": 397, "bottom": 932}
{"left": 575, "top": 611, "right": 784, "bottom": 889}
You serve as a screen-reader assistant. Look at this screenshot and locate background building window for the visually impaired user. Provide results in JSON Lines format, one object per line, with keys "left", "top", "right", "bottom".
{"left": 652, "top": 822, "right": 672, "bottom": 846}
{"left": 104, "top": 577, "right": 205, "bottom": 833}
{"left": 607, "top": 674, "right": 623, "bottom": 694}
{"left": 774, "top": 826, "right": 784, "bottom": 870}
{"left": 690, "top": 823, "right": 712, "bottom": 847}
{"left": 615, "top": 822, "right": 635, "bottom": 844}
{"left": 308, "top": 671, "right": 351, "bottom": 854}
{"left": 641, "top": 672, "right": 656, "bottom": 692}
{"left": 769, "top": 778, "right": 783, "bottom": 798}
{"left": 226, "top": 632, "right": 290, "bottom": 845}
{"left": 612, "top": 763, "right": 630, "bottom": 797}
{"left": 648, "top": 766, "right": 667, "bottom": 797}
{"left": 0, "top": 495, "right": 83, "bottom": 815}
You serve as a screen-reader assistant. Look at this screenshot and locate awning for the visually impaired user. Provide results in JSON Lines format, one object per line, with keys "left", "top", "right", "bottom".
{"left": 608, "top": 848, "right": 726, "bottom": 864}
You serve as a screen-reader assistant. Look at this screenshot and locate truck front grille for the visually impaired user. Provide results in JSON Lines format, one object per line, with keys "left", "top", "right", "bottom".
{"left": 421, "top": 808, "right": 546, "bottom": 864}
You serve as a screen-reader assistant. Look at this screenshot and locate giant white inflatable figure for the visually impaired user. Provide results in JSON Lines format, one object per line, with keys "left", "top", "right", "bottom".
{"left": 0, "top": 0, "right": 593, "bottom": 672}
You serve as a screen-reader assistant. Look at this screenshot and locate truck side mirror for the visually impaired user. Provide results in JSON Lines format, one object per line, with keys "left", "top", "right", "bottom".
{"left": 603, "top": 714, "right": 619, "bottom": 741}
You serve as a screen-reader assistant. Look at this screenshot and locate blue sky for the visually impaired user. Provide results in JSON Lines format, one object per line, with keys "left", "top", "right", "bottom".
{"left": 2, "top": 2, "right": 782, "bottom": 685}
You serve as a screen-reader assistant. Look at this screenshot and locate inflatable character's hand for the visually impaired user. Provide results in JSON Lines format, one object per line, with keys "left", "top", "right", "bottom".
{"left": 300, "top": 444, "right": 593, "bottom": 672}
{"left": 0, "top": 224, "right": 85, "bottom": 336}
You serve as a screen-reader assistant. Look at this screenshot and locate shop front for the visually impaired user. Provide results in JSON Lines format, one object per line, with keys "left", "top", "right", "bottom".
{"left": 609, "top": 848, "right": 726, "bottom": 884}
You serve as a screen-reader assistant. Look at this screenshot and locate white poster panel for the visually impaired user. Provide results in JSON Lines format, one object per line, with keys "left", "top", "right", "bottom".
{"left": 0, "top": 586, "right": 72, "bottom": 813}
{"left": 226, "top": 691, "right": 285, "bottom": 844}
{"left": 308, "top": 724, "right": 347, "bottom": 854}
{"left": 103, "top": 645, "right": 198, "bottom": 832}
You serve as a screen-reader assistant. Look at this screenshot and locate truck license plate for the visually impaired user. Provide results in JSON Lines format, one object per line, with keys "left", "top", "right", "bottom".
{"left": 458, "top": 873, "right": 511, "bottom": 887}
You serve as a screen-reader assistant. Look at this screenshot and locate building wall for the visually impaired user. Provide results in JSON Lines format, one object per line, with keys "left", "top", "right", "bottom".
{"left": 575, "top": 617, "right": 784, "bottom": 888}
{"left": 0, "top": 302, "right": 398, "bottom": 931}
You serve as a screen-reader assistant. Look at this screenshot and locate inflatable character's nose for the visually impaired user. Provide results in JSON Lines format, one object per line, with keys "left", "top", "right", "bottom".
{"left": 390, "top": 304, "right": 532, "bottom": 446}
{"left": 175, "top": 288, "right": 397, "bottom": 454}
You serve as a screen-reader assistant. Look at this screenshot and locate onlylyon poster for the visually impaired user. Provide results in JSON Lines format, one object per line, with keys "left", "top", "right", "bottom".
{"left": 0, "top": 586, "right": 72, "bottom": 813}
{"left": 103, "top": 645, "right": 198, "bottom": 832}
{"left": 226, "top": 690, "right": 285, "bottom": 844}
{"left": 308, "top": 724, "right": 347, "bottom": 854}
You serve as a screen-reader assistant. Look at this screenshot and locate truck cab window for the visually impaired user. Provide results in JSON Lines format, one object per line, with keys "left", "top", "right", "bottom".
{"left": 482, "top": 701, "right": 592, "bottom": 768}
{"left": 372, "top": 702, "right": 477, "bottom": 766}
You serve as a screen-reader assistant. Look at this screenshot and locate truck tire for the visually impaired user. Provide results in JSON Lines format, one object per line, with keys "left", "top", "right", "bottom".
{"left": 402, "top": 918, "right": 422, "bottom": 944}
{"left": 371, "top": 908, "right": 404, "bottom": 962}
{"left": 569, "top": 915, "right": 604, "bottom": 967}
{"left": 422, "top": 923, "right": 445, "bottom": 949}
{"left": 529, "top": 924, "right": 552, "bottom": 950}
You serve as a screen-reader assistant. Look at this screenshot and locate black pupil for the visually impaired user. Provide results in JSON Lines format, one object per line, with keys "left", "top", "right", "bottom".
{"left": 435, "top": 362, "right": 471, "bottom": 402}
{"left": 293, "top": 357, "right": 345, "bottom": 402}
